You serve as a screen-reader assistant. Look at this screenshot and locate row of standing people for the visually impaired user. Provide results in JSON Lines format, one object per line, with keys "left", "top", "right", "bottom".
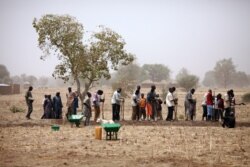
{"left": 24, "top": 85, "right": 193, "bottom": 122}
{"left": 25, "top": 85, "right": 237, "bottom": 128}
{"left": 41, "top": 88, "right": 79, "bottom": 119}
{"left": 57, "top": 86, "right": 164, "bottom": 123}
{"left": 24, "top": 86, "right": 104, "bottom": 123}
{"left": 130, "top": 85, "right": 177, "bottom": 122}
{"left": 41, "top": 93, "right": 63, "bottom": 119}
{"left": 131, "top": 85, "right": 163, "bottom": 121}
{"left": 130, "top": 86, "right": 237, "bottom": 126}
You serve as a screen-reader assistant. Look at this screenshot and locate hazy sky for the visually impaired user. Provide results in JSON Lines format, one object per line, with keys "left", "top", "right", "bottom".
{"left": 1, "top": 0, "right": 250, "bottom": 80}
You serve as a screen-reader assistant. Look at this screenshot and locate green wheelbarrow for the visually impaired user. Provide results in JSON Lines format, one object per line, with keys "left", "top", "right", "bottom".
{"left": 101, "top": 123, "right": 121, "bottom": 140}
{"left": 68, "top": 115, "right": 84, "bottom": 127}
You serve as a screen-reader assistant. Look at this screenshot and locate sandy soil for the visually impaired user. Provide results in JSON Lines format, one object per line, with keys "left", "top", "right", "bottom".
{"left": 0, "top": 86, "right": 249, "bottom": 167}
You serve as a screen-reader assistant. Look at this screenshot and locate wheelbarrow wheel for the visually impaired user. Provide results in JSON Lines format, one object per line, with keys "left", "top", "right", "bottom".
{"left": 75, "top": 121, "right": 80, "bottom": 127}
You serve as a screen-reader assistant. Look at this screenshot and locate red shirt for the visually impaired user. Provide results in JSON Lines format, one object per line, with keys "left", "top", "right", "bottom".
{"left": 206, "top": 92, "right": 213, "bottom": 105}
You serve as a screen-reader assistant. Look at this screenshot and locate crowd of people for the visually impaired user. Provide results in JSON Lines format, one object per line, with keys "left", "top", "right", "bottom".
{"left": 201, "top": 89, "right": 237, "bottom": 128}
{"left": 24, "top": 85, "right": 238, "bottom": 128}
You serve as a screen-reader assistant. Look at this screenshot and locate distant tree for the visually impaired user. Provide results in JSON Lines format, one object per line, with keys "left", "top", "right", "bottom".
{"left": 142, "top": 64, "right": 170, "bottom": 82}
{"left": 18, "top": 74, "right": 37, "bottom": 85}
{"left": 0, "top": 64, "right": 11, "bottom": 84}
{"left": 138, "top": 69, "right": 149, "bottom": 82}
{"left": 213, "top": 58, "right": 236, "bottom": 88}
{"left": 10, "top": 75, "right": 22, "bottom": 84}
{"left": 233, "top": 71, "right": 250, "bottom": 87}
{"left": 112, "top": 63, "right": 141, "bottom": 97}
{"left": 0, "top": 64, "right": 10, "bottom": 78}
{"left": 176, "top": 68, "right": 199, "bottom": 91}
{"left": 26, "top": 75, "right": 37, "bottom": 86}
{"left": 46, "top": 77, "right": 67, "bottom": 87}
{"left": 20, "top": 74, "right": 27, "bottom": 84}
{"left": 202, "top": 71, "right": 216, "bottom": 87}
{"left": 203, "top": 58, "right": 250, "bottom": 88}
{"left": 37, "top": 76, "right": 49, "bottom": 86}
{"left": 33, "top": 14, "right": 134, "bottom": 102}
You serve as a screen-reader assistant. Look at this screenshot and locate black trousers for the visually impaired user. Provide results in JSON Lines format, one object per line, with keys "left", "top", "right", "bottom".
{"left": 224, "top": 107, "right": 231, "bottom": 117}
{"left": 26, "top": 103, "right": 33, "bottom": 118}
{"left": 140, "top": 108, "right": 146, "bottom": 120}
{"left": 112, "top": 104, "right": 120, "bottom": 121}
{"left": 166, "top": 106, "right": 174, "bottom": 120}
{"left": 202, "top": 105, "right": 207, "bottom": 120}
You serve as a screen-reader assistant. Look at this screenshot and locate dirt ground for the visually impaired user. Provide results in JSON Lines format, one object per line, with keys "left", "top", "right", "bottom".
{"left": 0, "top": 86, "right": 250, "bottom": 167}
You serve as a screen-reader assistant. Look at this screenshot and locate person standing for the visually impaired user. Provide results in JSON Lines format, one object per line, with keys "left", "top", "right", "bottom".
{"left": 135, "top": 85, "right": 141, "bottom": 97}
{"left": 216, "top": 93, "right": 224, "bottom": 122}
{"left": 172, "top": 87, "right": 178, "bottom": 120}
{"left": 229, "top": 89, "right": 236, "bottom": 115}
{"left": 25, "top": 86, "right": 34, "bottom": 119}
{"left": 111, "top": 88, "right": 123, "bottom": 121}
{"left": 139, "top": 93, "right": 147, "bottom": 120}
{"left": 224, "top": 90, "right": 231, "bottom": 117}
{"left": 41, "top": 94, "right": 48, "bottom": 119}
{"left": 206, "top": 89, "right": 213, "bottom": 121}
{"left": 147, "top": 85, "right": 157, "bottom": 121}
{"left": 201, "top": 92, "right": 208, "bottom": 121}
{"left": 45, "top": 95, "right": 54, "bottom": 118}
{"left": 66, "top": 87, "right": 74, "bottom": 119}
{"left": 83, "top": 92, "right": 92, "bottom": 126}
{"left": 222, "top": 89, "right": 236, "bottom": 128}
{"left": 93, "top": 90, "right": 104, "bottom": 122}
{"left": 53, "top": 92, "right": 63, "bottom": 119}
{"left": 73, "top": 91, "right": 79, "bottom": 115}
{"left": 131, "top": 90, "right": 140, "bottom": 121}
{"left": 166, "top": 88, "right": 174, "bottom": 121}
{"left": 184, "top": 88, "right": 196, "bottom": 120}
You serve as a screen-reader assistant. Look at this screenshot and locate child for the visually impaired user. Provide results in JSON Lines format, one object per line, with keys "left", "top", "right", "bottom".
{"left": 139, "top": 93, "right": 147, "bottom": 120}
{"left": 83, "top": 92, "right": 92, "bottom": 126}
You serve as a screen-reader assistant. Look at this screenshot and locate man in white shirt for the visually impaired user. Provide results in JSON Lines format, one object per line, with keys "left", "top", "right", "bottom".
{"left": 202, "top": 92, "right": 208, "bottom": 121}
{"left": 166, "top": 88, "right": 174, "bottom": 121}
{"left": 111, "top": 88, "right": 123, "bottom": 121}
{"left": 93, "top": 90, "right": 104, "bottom": 122}
{"left": 131, "top": 90, "right": 140, "bottom": 120}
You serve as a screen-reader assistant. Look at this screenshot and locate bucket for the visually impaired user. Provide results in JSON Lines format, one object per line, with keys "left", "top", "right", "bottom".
{"left": 51, "top": 124, "right": 60, "bottom": 131}
{"left": 95, "top": 126, "right": 102, "bottom": 140}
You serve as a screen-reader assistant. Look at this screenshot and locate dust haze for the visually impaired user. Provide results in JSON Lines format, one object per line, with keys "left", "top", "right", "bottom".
{"left": 1, "top": 0, "right": 250, "bottom": 80}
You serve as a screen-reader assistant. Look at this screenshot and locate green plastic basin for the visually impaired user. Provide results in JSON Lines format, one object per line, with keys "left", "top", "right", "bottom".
{"left": 101, "top": 123, "right": 121, "bottom": 132}
{"left": 51, "top": 124, "right": 60, "bottom": 131}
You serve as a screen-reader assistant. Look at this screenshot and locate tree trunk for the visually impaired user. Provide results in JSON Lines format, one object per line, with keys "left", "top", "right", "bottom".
{"left": 75, "top": 77, "right": 82, "bottom": 105}
{"left": 75, "top": 77, "right": 93, "bottom": 110}
{"left": 81, "top": 80, "right": 92, "bottom": 104}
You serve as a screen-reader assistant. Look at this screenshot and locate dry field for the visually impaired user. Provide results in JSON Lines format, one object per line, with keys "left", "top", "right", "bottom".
{"left": 0, "top": 86, "right": 250, "bottom": 167}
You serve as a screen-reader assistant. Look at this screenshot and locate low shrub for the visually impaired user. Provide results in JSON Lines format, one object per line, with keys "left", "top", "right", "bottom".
{"left": 242, "top": 93, "right": 250, "bottom": 103}
{"left": 10, "top": 105, "right": 25, "bottom": 113}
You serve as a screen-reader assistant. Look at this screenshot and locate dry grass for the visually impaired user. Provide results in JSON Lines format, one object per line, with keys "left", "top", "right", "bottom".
{"left": 0, "top": 86, "right": 249, "bottom": 167}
